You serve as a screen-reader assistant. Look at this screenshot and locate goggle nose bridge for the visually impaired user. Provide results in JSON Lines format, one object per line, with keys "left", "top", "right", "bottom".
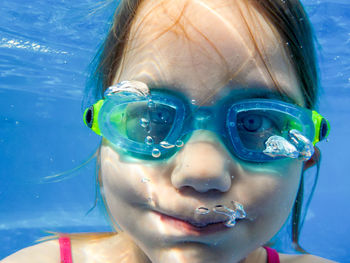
{"left": 189, "top": 107, "right": 218, "bottom": 130}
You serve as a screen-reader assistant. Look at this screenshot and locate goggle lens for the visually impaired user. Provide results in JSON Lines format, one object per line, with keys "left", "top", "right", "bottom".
{"left": 99, "top": 95, "right": 184, "bottom": 157}
{"left": 123, "top": 101, "right": 176, "bottom": 144}
{"left": 235, "top": 109, "right": 303, "bottom": 152}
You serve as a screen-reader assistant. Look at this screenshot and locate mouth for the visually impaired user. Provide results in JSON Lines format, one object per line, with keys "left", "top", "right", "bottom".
{"left": 155, "top": 211, "right": 237, "bottom": 235}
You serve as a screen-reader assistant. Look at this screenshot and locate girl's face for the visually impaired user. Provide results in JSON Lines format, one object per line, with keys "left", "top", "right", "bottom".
{"left": 101, "top": 0, "right": 304, "bottom": 262}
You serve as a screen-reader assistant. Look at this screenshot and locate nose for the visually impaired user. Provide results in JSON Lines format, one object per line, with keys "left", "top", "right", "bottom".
{"left": 171, "top": 131, "right": 233, "bottom": 193}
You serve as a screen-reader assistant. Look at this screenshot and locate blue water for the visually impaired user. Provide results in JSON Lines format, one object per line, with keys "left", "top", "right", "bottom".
{"left": 0, "top": 0, "right": 349, "bottom": 262}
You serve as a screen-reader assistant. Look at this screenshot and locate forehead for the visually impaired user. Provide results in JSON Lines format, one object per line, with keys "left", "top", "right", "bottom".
{"left": 115, "top": 0, "right": 304, "bottom": 106}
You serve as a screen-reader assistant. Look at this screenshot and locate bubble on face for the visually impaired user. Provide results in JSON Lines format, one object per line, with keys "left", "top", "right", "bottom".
{"left": 213, "top": 205, "right": 236, "bottom": 228}
{"left": 231, "top": 201, "right": 247, "bottom": 219}
{"left": 213, "top": 205, "right": 234, "bottom": 216}
{"left": 141, "top": 177, "right": 150, "bottom": 183}
{"left": 207, "top": 201, "right": 247, "bottom": 228}
{"left": 147, "top": 197, "right": 155, "bottom": 207}
{"left": 224, "top": 219, "right": 237, "bottom": 227}
{"left": 195, "top": 207, "right": 210, "bottom": 215}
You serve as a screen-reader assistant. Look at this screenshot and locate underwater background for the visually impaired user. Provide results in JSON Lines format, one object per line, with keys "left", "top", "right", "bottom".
{"left": 0, "top": 0, "right": 349, "bottom": 262}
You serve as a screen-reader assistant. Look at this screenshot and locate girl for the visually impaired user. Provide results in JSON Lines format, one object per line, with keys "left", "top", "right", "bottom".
{"left": 2, "top": 0, "right": 335, "bottom": 262}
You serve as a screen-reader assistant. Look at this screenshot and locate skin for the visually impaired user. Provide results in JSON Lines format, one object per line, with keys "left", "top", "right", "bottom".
{"left": 0, "top": 1, "right": 336, "bottom": 263}
{"left": 101, "top": 0, "right": 304, "bottom": 262}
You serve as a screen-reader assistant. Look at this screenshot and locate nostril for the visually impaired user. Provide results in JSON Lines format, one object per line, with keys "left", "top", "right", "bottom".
{"left": 175, "top": 185, "right": 229, "bottom": 195}
{"left": 171, "top": 169, "right": 232, "bottom": 193}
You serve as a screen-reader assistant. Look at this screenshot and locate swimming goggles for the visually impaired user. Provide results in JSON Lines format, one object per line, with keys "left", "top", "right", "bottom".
{"left": 83, "top": 81, "right": 330, "bottom": 162}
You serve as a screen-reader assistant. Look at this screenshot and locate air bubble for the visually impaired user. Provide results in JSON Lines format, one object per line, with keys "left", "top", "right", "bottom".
{"left": 141, "top": 177, "right": 150, "bottom": 183}
{"left": 212, "top": 202, "right": 247, "bottom": 228}
{"left": 213, "top": 205, "right": 232, "bottom": 214}
{"left": 140, "top": 118, "right": 150, "bottom": 128}
{"left": 191, "top": 99, "right": 196, "bottom": 105}
{"left": 229, "top": 122, "right": 235, "bottom": 127}
{"left": 160, "top": 141, "right": 175, "bottom": 149}
{"left": 148, "top": 100, "right": 156, "bottom": 109}
{"left": 175, "top": 140, "right": 184, "bottom": 148}
{"left": 145, "top": 136, "right": 154, "bottom": 145}
{"left": 263, "top": 135, "right": 298, "bottom": 159}
{"left": 146, "top": 125, "right": 152, "bottom": 133}
{"left": 231, "top": 201, "right": 247, "bottom": 219}
{"left": 195, "top": 207, "right": 210, "bottom": 215}
{"left": 213, "top": 205, "right": 236, "bottom": 225}
{"left": 288, "top": 129, "right": 314, "bottom": 161}
{"left": 152, "top": 148, "right": 161, "bottom": 158}
{"left": 147, "top": 197, "right": 155, "bottom": 206}
{"left": 224, "top": 219, "right": 237, "bottom": 228}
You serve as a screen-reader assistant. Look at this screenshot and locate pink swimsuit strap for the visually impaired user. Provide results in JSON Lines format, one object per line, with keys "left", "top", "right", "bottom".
{"left": 264, "top": 246, "right": 280, "bottom": 263}
{"left": 57, "top": 236, "right": 278, "bottom": 263}
{"left": 59, "top": 236, "right": 73, "bottom": 263}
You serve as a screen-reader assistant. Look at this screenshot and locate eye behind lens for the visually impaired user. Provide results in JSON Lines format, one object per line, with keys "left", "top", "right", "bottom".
{"left": 242, "top": 114, "right": 263, "bottom": 132}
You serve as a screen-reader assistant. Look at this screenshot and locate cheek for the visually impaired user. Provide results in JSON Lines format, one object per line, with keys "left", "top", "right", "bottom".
{"left": 101, "top": 146, "right": 149, "bottom": 205}
{"left": 237, "top": 160, "right": 302, "bottom": 235}
{"left": 100, "top": 145, "right": 172, "bottom": 215}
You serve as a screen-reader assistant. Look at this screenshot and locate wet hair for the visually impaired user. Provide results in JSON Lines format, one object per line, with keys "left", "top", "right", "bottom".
{"left": 84, "top": 0, "right": 319, "bottom": 253}
{"left": 85, "top": 0, "right": 318, "bottom": 109}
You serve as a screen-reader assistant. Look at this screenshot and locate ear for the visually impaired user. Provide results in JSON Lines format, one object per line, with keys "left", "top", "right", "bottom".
{"left": 303, "top": 146, "right": 321, "bottom": 171}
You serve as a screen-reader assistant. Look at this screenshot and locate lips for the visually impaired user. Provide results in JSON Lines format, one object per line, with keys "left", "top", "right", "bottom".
{"left": 154, "top": 209, "right": 236, "bottom": 235}
{"left": 161, "top": 212, "right": 227, "bottom": 227}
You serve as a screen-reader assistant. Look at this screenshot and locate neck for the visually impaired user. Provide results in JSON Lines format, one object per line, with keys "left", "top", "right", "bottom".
{"left": 239, "top": 247, "right": 267, "bottom": 263}
{"left": 104, "top": 233, "right": 151, "bottom": 263}
{"left": 108, "top": 233, "right": 267, "bottom": 263}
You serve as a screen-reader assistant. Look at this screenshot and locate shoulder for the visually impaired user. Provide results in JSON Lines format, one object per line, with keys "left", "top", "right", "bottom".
{"left": 1, "top": 233, "right": 142, "bottom": 263}
{"left": 279, "top": 253, "right": 338, "bottom": 263}
{"left": 1, "top": 240, "right": 60, "bottom": 263}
